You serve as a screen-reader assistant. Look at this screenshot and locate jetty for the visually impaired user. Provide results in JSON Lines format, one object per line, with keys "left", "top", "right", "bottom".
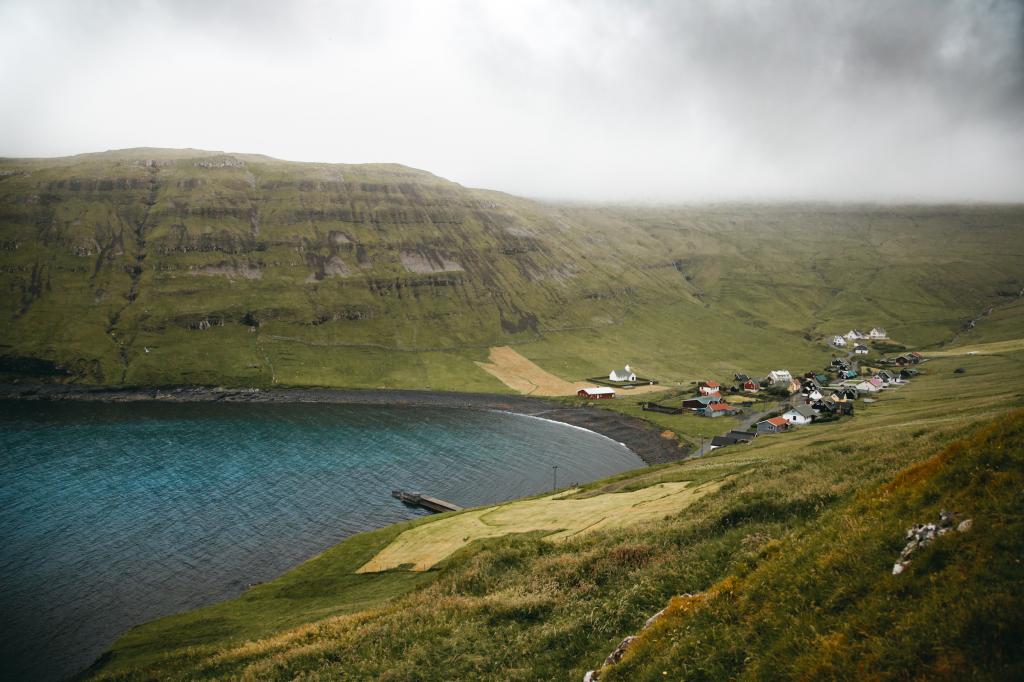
{"left": 392, "top": 490, "right": 462, "bottom": 513}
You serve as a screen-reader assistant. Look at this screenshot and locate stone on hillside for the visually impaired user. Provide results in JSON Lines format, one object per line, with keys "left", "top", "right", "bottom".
{"left": 644, "top": 608, "right": 666, "bottom": 630}
{"left": 892, "top": 510, "right": 966, "bottom": 576}
{"left": 604, "top": 635, "right": 637, "bottom": 666}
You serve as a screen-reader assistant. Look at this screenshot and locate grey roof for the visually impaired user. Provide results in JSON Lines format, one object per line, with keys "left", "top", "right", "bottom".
{"left": 787, "top": 404, "right": 817, "bottom": 418}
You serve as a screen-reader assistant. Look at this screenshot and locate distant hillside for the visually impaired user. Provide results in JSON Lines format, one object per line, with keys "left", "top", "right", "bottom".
{"left": 1, "top": 148, "right": 1021, "bottom": 390}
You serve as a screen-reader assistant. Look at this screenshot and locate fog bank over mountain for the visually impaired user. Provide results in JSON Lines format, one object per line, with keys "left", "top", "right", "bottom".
{"left": 1, "top": 0, "right": 1022, "bottom": 202}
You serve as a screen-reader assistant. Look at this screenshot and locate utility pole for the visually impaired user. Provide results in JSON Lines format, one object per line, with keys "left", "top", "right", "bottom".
{"left": 552, "top": 465, "right": 558, "bottom": 492}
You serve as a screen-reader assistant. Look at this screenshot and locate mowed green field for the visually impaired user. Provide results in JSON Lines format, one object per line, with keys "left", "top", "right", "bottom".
{"left": 87, "top": 333, "right": 1024, "bottom": 680}
{"left": 1, "top": 149, "right": 1022, "bottom": 394}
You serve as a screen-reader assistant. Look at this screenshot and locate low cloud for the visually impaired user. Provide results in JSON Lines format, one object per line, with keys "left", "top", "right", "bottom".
{"left": 1, "top": 0, "right": 1021, "bottom": 202}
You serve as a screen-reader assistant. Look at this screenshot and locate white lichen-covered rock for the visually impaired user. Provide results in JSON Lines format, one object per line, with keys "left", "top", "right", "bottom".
{"left": 643, "top": 608, "right": 667, "bottom": 630}
{"left": 604, "top": 635, "right": 637, "bottom": 666}
{"left": 892, "top": 510, "right": 968, "bottom": 576}
{"left": 957, "top": 518, "right": 973, "bottom": 532}
{"left": 583, "top": 670, "right": 599, "bottom": 682}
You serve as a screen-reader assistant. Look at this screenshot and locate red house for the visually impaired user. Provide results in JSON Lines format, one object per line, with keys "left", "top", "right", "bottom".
{"left": 577, "top": 387, "right": 615, "bottom": 399}
{"left": 742, "top": 379, "right": 759, "bottom": 393}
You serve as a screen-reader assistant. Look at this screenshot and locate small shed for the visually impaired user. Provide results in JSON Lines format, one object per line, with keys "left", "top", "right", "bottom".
{"left": 710, "top": 431, "right": 753, "bottom": 448}
{"left": 682, "top": 395, "right": 723, "bottom": 410}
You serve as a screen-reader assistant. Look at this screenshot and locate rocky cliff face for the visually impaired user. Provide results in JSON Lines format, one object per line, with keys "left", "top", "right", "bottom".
{"left": 0, "top": 149, "right": 697, "bottom": 386}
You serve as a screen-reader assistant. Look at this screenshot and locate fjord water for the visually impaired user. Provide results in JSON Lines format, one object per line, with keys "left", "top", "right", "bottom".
{"left": 0, "top": 400, "right": 642, "bottom": 681}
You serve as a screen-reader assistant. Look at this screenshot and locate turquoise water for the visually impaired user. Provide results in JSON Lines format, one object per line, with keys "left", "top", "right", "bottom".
{"left": 0, "top": 400, "right": 642, "bottom": 681}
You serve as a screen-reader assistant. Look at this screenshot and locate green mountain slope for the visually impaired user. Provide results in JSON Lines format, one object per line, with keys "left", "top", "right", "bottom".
{"left": 2, "top": 149, "right": 1022, "bottom": 390}
{"left": 85, "top": 343, "right": 1024, "bottom": 680}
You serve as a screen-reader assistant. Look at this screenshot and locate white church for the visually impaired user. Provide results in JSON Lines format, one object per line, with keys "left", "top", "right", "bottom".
{"left": 609, "top": 364, "right": 637, "bottom": 382}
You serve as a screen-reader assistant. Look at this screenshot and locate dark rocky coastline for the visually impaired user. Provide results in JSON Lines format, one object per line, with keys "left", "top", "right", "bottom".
{"left": 0, "top": 384, "right": 688, "bottom": 466}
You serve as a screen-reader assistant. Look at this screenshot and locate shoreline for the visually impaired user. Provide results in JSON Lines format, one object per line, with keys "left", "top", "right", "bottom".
{"left": 0, "top": 384, "right": 689, "bottom": 466}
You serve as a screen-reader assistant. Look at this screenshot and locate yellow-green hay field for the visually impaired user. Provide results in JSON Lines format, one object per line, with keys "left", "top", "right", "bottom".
{"left": 358, "top": 478, "right": 728, "bottom": 572}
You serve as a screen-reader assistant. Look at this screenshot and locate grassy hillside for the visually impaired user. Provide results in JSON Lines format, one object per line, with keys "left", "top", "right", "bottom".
{"left": 602, "top": 411, "right": 1024, "bottom": 681}
{"left": 2, "top": 149, "right": 1022, "bottom": 393}
{"left": 86, "top": 341, "right": 1024, "bottom": 680}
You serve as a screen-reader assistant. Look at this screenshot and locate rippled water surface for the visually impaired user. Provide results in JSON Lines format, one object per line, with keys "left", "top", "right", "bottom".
{"left": 0, "top": 400, "right": 643, "bottom": 681}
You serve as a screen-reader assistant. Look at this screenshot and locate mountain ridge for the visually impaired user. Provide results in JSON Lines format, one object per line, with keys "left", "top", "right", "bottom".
{"left": 1, "top": 148, "right": 1022, "bottom": 393}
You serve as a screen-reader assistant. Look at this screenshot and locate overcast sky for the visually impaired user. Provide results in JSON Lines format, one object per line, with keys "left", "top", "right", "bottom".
{"left": 1, "top": 0, "right": 1022, "bottom": 202}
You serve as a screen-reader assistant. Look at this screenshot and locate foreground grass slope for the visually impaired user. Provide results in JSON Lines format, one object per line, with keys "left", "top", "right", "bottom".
{"left": 606, "top": 412, "right": 1024, "bottom": 681}
{"left": 2, "top": 149, "right": 1022, "bottom": 391}
{"left": 88, "top": 347, "right": 1024, "bottom": 680}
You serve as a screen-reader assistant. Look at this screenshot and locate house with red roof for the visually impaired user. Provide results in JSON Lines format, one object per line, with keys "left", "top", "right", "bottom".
{"left": 699, "top": 380, "right": 721, "bottom": 396}
{"left": 756, "top": 416, "right": 790, "bottom": 434}
{"left": 698, "top": 402, "right": 741, "bottom": 418}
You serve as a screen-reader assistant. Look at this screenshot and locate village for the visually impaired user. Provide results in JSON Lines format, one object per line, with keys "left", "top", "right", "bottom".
{"left": 576, "top": 327, "right": 927, "bottom": 454}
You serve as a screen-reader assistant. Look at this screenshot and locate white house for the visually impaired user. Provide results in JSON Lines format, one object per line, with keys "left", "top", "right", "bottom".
{"left": 782, "top": 404, "right": 816, "bottom": 425}
{"left": 805, "top": 388, "right": 824, "bottom": 401}
{"left": 869, "top": 327, "right": 887, "bottom": 339}
{"left": 609, "top": 364, "right": 636, "bottom": 382}
{"left": 699, "top": 380, "right": 721, "bottom": 396}
{"left": 855, "top": 379, "right": 882, "bottom": 393}
{"left": 854, "top": 344, "right": 869, "bottom": 355}
{"left": 844, "top": 329, "right": 866, "bottom": 340}
{"left": 767, "top": 369, "right": 792, "bottom": 385}
{"left": 831, "top": 335, "right": 847, "bottom": 347}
